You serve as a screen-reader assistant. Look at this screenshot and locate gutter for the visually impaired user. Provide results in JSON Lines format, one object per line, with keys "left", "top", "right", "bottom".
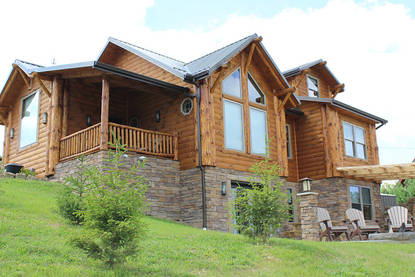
{"left": 195, "top": 82, "right": 207, "bottom": 230}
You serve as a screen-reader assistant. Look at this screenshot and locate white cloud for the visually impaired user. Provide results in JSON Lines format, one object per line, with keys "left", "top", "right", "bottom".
{"left": 0, "top": 0, "right": 414, "bottom": 164}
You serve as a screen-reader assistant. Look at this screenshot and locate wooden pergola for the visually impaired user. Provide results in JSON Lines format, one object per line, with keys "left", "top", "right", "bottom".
{"left": 337, "top": 163, "right": 415, "bottom": 182}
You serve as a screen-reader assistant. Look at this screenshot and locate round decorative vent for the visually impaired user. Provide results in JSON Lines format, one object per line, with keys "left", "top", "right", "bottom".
{"left": 181, "top": 98, "right": 193, "bottom": 115}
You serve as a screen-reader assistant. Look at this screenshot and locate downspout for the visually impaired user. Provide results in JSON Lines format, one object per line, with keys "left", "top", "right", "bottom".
{"left": 195, "top": 82, "right": 207, "bottom": 230}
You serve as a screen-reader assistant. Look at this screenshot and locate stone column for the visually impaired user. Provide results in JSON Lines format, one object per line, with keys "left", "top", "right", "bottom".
{"left": 297, "top": 192, "right": 319, "bottom": 241}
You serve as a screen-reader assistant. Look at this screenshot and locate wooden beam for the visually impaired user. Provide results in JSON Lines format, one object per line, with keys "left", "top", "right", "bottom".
{"left": 48, "top": 76, "right": 63, "bottom": 175}
{"left": 62, "top": 80, "right": 70, "bottom": 137}
{"left": 100, "top": 77, "right": 110, "bottom": 150}
{"left": 3, "top": 112, "right": 12, "bottom": 164}
{"left": 32, "top": 73, "right": 51, "bottom": 97}
{"left": 12, "top": 64, "right": 30, "bottom": 88}
{"left": 0, "top": 112, "right": 8, "bottom": 126}
{"left": 273, "top": 87, "right": 296, "bottom": 96}
{"left": 331, "top": 83, "right": 345, "bottom": 97}
{"left": 210, "top": 65, "right": 228, "bottom": 91}
{"left": 245, "top": 42, "right": 256, "bottom": 72}
{"left": 278, "top": 92, "right": 292, "bottom": 111}
{"left": 200, "top": 79, "right": 216, "bottom": 166}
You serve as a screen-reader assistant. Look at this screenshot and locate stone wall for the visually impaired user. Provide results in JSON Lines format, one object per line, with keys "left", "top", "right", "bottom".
{"left": 311, "top": 178, "right": 383, "bottom": 229}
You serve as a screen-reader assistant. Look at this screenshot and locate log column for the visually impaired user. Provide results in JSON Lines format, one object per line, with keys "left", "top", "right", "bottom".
{"left": 62, "top": 81, "right": 70, "bottom": 137}
{"left": 200, "top": 80, "right": 216, "bottom": 166}
{"left": 325, "top": 106, "right": 341, "bottom": 177}
{"left": 100, "top": 77, "right": 109, "bottom": 150}
{"left": 48, "top": 76, "right": 63, "bottom": 174}
{"left": 3, "top": 111, "right": 12, "bottom": 164}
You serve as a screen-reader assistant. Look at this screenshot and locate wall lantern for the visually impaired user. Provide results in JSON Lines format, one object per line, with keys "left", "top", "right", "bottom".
{"left": 10, "top": 128, "right": 14, "bottom": 139}
{"left": 300, "top": 177, "right": 312, "bottom": 192}
{"left": 155, "top": 110, "right": 161, "bottom": 123}
{"left": 42, "top": 112, "right": 48, "bottom": 124}
{"left": 87, "top": 115, "right": 92, "bottom": 126}
{"left": 221, "top": 181, "right": 227, "bottom": 195}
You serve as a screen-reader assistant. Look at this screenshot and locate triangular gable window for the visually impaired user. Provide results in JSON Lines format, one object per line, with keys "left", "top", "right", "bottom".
{"left": 307, "top": 75, "right": 320, "bottom": 97}
{"left": 247, "top": 73, "right": 265, "bottom": 105}
{"left": 222, "top": 69, "right": 242, "bottom": 98}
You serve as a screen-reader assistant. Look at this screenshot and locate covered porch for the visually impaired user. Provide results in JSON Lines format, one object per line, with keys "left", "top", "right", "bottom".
{"left": 41, "top": 62, "right": 193, "bottom": 175}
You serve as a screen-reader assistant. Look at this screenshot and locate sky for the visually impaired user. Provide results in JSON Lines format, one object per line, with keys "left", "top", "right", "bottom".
{"left": 0, "top": 0, "right": 414, "bottom": 166}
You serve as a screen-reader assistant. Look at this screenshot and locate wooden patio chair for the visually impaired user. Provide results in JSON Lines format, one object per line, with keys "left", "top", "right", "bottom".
{"left": 386, "top": 206, "right": 414, "bottom": 233}
{"left": 317, "top": 207, "right": 350, "bottom": 241}
{"left": 345, "top": 208, "right": 380, "bottom": 240}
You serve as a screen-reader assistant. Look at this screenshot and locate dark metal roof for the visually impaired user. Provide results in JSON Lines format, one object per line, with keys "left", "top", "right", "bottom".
{"left": 297, "top": 96, "right": 387, "bottom": 125}
{"left": 283, "top": 59, "right": 341, "bottom": 85}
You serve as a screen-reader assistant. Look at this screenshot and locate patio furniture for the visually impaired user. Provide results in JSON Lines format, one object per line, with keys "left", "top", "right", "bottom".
{"left": 346, "top": 208, "right": 380, "bottom": 240}
{"left": 386, "top": 206, "right": 413, "bottom": 233}
{"left": 317, "top": 207, "right": 350, "bottom": 241}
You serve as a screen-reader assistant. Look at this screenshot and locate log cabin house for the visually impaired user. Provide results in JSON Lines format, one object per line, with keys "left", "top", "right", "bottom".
{"left": 0, "top": 34, "right": 393, "bottom": 238}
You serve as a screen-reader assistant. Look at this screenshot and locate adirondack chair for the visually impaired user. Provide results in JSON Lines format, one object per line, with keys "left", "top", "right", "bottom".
{"left": 386, "top": 206, "right": 414, "bottom": 233}
{"left": 345, "top": 208, "right": 380, "bottom": 240}
{"left": 317, "top": 207, "right": 350, "bottom": 241}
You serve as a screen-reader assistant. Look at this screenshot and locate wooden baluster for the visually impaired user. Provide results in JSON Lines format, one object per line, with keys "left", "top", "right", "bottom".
{"left": 129, "top": 129, "right": 132, "bottom": 150}
{"left": 140, "top": 130, "right": 144, "bottom": 152}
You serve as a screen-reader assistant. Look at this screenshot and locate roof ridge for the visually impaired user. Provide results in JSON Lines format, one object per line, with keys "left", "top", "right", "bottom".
{"left": 184, "top": 34, "right": 258, "bottom": 66}
{"left": 15, "top": 59, "right": 44, "bottom": 68}
{"left": 283, "top": 59, "right": 323, "bottom": 74}
{"left": 109, "top": 37, "right": 185, "bottom": 64}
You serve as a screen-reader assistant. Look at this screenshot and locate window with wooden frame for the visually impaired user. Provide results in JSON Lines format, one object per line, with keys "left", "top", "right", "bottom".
{"left": 307, "top": 75, "right": 320, "bottom": 97}
{"left": 20, "top": 90, "right": 40, "bottom": 148}
{"left": 287, "top": 188, "right": 294, "bottom": 222}
{"left": 286, "top": 124, "right": 292, "bottom": 159}
{"left": 343, "top": 121, "right": 366, "bottom": 160}
{"left": 222, "top": 69, "right": 267, "bottom": 155}
{"left": 350, "top": 185, "right": 372, "bottom": 220}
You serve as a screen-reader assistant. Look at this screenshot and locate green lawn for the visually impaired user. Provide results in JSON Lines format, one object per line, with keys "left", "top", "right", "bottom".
{"left": 0, "top": 178, "right": 414, "bottom": 276}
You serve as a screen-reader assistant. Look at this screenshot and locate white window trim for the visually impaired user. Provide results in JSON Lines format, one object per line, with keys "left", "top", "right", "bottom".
{"left": 306, "top": 74, "right": 320, "bottom": 97}
{"left": 247, "top": 72, "right": 266, "bottom": 106}
{"left": 349, "top": 185, "right": 373, "bottom": 220}
{"left": 286, "top": 123, "right": 292, "bottom": 159}
{"left": 222, "top": 67, "right": 242, "bottom": 99}
{"left": 249, "top": 106, "right": 267, "bottom": 155}
{"left": 343, "top": 121, "right": 367, "bottom": 160}
{"left": 19, "top": 89, "right": 40, "bottom": 149}
{"left": 223, "top": 99, "right": 245, "bottom": 152}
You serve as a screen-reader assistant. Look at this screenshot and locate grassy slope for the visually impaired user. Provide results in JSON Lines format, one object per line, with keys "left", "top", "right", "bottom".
{"left": 0, "top": 178, "right": 414, "bottom": 277}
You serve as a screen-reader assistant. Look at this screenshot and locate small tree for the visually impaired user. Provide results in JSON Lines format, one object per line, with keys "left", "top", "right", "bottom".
{"left": 57, "top": 155, "right": 89, "bottom": 224}
{"left": 72, "top": 135, "right": 149, "bottom": 267}
{"left": 231, "top": 154, "right": 290, "bottom": 244}
{"left": 382, "top": 180, "right": 415, "bottom": 204}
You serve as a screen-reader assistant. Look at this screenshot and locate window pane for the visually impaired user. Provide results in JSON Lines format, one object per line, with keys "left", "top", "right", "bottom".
{"left": 355, "top": 143, "right": 366, "bottom": 159}
{"left": 355, "top": 127, "right": 365, "bottom": 144}
{"left": 222, "top": 69, "right": 241, "bottom": 98}
{"left": 350, "top": 186, "right": 360, "bottom": 204}
{"left": 343, "top": 122, "right": 353, "bottom": 140}
{"left": 363, "top": 205, "right": 372, "bottom": 220}
{"left": 352, "top": 203, "right": 362, "bottom": 210}
{"left": 362, "top": 187, "right": 371, "bottom": 204}
{"left": 345, "top": 140, "right": 354, "bottom": 156}
{"left": 286, "top": 124, "right": 291, "bottom": 158}
{"left": 247, "top": 74, "right": 265, "bottom": 104}
{"left": 224, "top": 100, "right": 244, "bottom": 151}
{"left": 307, "top": 76, "right": 319, "bottom": 97}
{"left": 20, "top": 91, "right": 39, "bottom": 147}
{"left": 250, "top": 108, "right": 267, "bottom": 155}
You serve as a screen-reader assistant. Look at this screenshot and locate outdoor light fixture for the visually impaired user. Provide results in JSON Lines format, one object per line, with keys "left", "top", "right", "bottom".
{"left": 87, "top": 115, "right": 92, "bottom": 126}
{"left": 155, "top": 110, "right": 160, "bottom": 123}
{"left": 300, "top": 177, "right": 312, "bottom": 192}
{"left": 42, "top": 112, "right": 48, "bottom": 124}
{"left": 221, "top": 181, "right": 227, "bottom": 195}
{"left": 10, "top": 128, "right": 14, "bottom": 139}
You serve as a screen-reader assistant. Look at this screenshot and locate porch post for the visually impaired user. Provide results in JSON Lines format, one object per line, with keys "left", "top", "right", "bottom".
{"left": 62, "top": 81, "right": 70, "bottom": 137}
{"left": 100, "top": 77, "right": 109, "bottom": 150}
{"left": 3, "top": 111, "right": 12, "bottom": 164}
{"left": 48, "top": 76, "right": 63, "bottom": 174}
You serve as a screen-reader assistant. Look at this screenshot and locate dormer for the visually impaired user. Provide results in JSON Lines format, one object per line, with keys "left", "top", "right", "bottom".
{"left": 283, "top": 59, "right": 345, "bottom": 99}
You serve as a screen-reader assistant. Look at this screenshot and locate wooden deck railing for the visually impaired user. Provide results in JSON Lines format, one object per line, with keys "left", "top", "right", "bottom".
{"left": 108, "top": 123, "right": 178, "bottom": 160}
{"left": 59, "top": 122, "right": 178, "bottom": 161}
{"left": 59, "top": 123, "right": 101, "bottom": 161}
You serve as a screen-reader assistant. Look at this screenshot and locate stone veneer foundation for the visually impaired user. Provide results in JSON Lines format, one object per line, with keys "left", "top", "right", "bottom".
{"left": 53, "top": 151, "right": 384, "bottom": 239}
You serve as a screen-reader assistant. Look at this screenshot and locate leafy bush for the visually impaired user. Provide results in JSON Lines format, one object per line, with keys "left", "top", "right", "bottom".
{"left": 57, "top": 155, "right": 89, "bottom": 224}
{"left": 382, "top": 180, "right": 415, "bottom": 204}
{"left": 20, "top": 168, "right": 36, "bottom": 177}
{"left": 72, "top": 136, "right": 149, "bottom": 267}
{"left": 231, "top": 155, "right": 290, "bottom": 244}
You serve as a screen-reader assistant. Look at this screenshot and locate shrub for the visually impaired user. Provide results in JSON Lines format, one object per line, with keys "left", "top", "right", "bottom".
{"left": 72, "top": 135, "right": 149, "bottom": 267}
{"left": 382, "top": 180, "right": 415, "bottom": 204}
{"left": 20, "top": 168, "right": 36, "bottom": 177}
{"left": 57, "top": 155, "right": 89, "bottom": 224}
{"left": 231, "top": 154, "right": 290, "bottom": 244}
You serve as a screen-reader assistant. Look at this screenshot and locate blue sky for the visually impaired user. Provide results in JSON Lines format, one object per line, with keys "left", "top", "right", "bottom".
{"left": 146, "top": 0, "right": 415, "bottom": 30}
